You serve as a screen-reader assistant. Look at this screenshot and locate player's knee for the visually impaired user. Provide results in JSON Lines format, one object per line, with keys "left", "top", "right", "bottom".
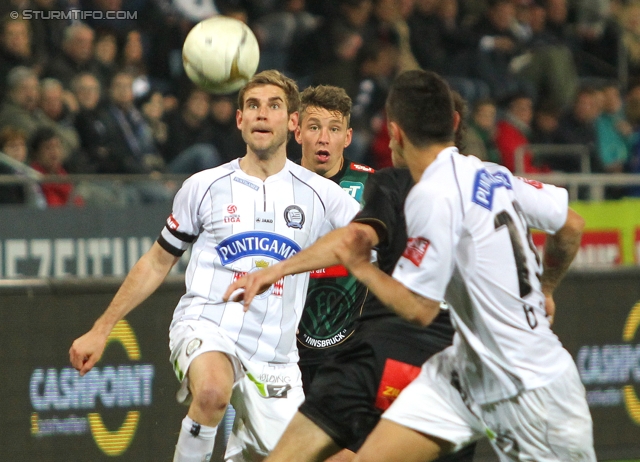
{"left": 191, "top": 383, "right": 232, "bottom": 416}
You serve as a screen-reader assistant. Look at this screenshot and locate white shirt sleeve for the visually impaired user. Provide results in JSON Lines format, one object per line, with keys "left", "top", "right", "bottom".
{"left": 512, "top": 177, "right": 568, "bottom": 234}
{"left": 392, "top": 182, "right": 457, "bottom": 302}
{"left": 158, "top": 176, "right": 203, "bottom": 255}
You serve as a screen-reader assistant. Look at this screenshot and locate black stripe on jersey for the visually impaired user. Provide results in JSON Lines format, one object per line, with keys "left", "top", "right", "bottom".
{"left": 157, "top": 235, "right": 186, "bottom": 257}
{"left": 166, "top": 225, "right": 198, "bottom": 243}
{"left": 289, "top": 172, "right": 327, "bottom": 214}
{"left": 450, "top": 155, "right": 465, "bottom": 218}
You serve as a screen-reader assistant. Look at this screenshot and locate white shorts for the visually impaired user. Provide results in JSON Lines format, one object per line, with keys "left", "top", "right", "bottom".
{"left": 382, "top": 347, "right": 596, "bottom": 462}
{"left": 169, "top": 321, "right": 304, "bottom": 460}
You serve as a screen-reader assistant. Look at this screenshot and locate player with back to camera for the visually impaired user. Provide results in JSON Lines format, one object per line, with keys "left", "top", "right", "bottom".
{"left": 69, "top": 70, "right": 360, "bottom": 462}
{"left": 338, "top": 69, "right": 593, "bottom": 462}
{"left": 223, "top": 92, "right": 475, "bottom": 462}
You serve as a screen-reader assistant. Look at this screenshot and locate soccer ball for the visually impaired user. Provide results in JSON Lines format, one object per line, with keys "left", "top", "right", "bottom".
{"left": 182, "top": 16, "right": 260, "bottom": 95}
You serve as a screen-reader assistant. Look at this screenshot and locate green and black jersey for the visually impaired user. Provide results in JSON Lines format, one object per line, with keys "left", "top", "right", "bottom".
{"left": 297, "top": 159, "right": 375, "bottom": 366}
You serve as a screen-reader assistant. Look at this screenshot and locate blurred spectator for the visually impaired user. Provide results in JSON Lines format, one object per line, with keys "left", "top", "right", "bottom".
{"left": 371, "top": 0, "right": 421, "bottom": 73}
{"left": 70, "top": 72, "right": 105, "bottom": 173}
{"left": 39, "top": 77, "right": 81, "bottom": 158}
{"left": 93, "top": 30, "right": 118, "bottom": 86}
{"left": 163, "top": 87, "right": 221, "bottom": 173}
{"left": 554, "top": 85, "right": 603, "bottom": 172}
{"left": 95, "top": 70, "right": 163, "bottom": 174}
{"left": 595, "top": 82, "right": 631, "bottom": 198}
{"left": 80, "top": 0, "right": 140, "bottom": 36}
{"left": 530, "top": 99, "right": 562, "bottom": 143}
{"left": 0, "top": 17, "right": 39, "bottom": 99}
{"left": 253, "top": 0, "right": 320, "bottom": 72}
{"left": 44, "top": 23, "right": 103, "bottom": 89}
{"left": 29, "top": 126, "right": 81, "bottom": 206}
{"left": 518, "top": 0, "right": 579, "bottom": 110}
{"left": 463, "top": 98, "right": 501, "bottom": 163}
{"left": 140, "top": 90, "right": 168, "bottom": 152}
{"left": 348, "top": 40, "right": 399, "bottom": 162}
{"left": 28, "top": 0, "right": 70, "bottom": 60}
{"left": 495, "top": 92, "right": 549, "bottom": 173}
{"left": 408, "top": 0, "right": 489, "bottom": 104}
{"left": 625, "top": 83, "right": 640, "bottom": 196}
{"left": 289, "top": 0, "right": 374, "bottom": 90}
{"left": 210, "top": 94, "right": 245, "bottom": 162}
{"left": 119, "top": 29, "right": 152, "bottom": 99}
{"left": 596, "top": 82, "right": 631, "bottom": 173}
{"left": 574, "top": 0, "right": 620, "bottom": 77}
{"left": 472, "top": 0, "right": 537, "bottom": 103}
{"left": 171, "top": 0, "right": 220, "bottom": 24}
{"left": 0, "top": 125, "right": 42, "bottom": 205}
{"left": 0, "top": 66, "right": 54, "bottom": 139}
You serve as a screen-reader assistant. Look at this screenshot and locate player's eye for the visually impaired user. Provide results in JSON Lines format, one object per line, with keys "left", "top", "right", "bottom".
{"left": 271, "top": 103, "right": 280, "bottom": 109}
{"left": 330, "top": 127, "right": 340, "bottom": 132}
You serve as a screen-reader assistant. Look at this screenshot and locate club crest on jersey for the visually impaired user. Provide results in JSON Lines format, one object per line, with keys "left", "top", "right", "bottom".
{"left": 472, "top": 169, "right": 512, "bottom": 210}
{"left": 403, "top": 237, "right": 430, "bottom": 266}
{"left": 167, "top": 214, "right": 179, "bottom": 230}
{"left": 215, "top": 231, "right": 302, "bottom": 265}
{"left": 223, "top": 204, "right": 241, "bottom": 223}
{"left": 284, "top": 205, "right": 305, "bottom": 229}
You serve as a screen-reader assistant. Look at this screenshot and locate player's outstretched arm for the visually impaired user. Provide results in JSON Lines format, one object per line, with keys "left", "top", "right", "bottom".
{"left": 223, "top": 222, "right": 381, "bottom": 310}
{"left": 540, "top": 208, "right": 585, "bottom": 322}
{"left": 69, "top": 242, "right": 179, "bottom": 375}
{"left": 335, "top": 224, "right": 441, "bottom": 326}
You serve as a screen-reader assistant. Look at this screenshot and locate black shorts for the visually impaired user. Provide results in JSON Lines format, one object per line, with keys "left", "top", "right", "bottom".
{"left": 298, "top": 314, "right": 475, "bottom": 460}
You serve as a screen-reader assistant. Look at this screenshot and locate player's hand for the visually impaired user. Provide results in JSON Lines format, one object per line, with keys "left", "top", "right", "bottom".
{"left": 69, "top": 329, "right": 109, "bottom": 376}
{"left": 223, "top": 266, "right": 281, "bottom": 312}
{"left": 544, "top": 294, "right": 556, "bottom": 325}
{"left": 334, "top": 224, "right": 375, "bottom": 278}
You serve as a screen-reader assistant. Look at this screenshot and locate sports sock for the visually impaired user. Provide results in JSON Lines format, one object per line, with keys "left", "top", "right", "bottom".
{"left": 173, "top": 416, "right": 218, "bottom": 462}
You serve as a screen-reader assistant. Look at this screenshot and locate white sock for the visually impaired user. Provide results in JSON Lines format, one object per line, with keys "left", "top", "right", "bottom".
{"left": 173, "top": 416, "right": 218, "bottom": 462}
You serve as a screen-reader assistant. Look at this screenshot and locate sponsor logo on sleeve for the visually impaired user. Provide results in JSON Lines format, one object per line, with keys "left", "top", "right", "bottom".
{"left": 472, "top": 169, "right": 513, "bottom": 210}
{"left": 284, "top": 205, "right": 305, "bottom": 229}
{"left": 167, "top": 214, "right": 179, "bottom": 230}
{"left": 350, "top": 162, "right": 375, "bottom": 173}
{"left": 402, "top": 237, "right": 430, "bottom": 266}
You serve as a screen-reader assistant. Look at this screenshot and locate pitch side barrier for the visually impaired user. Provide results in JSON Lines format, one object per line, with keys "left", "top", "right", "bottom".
{"left": 1, "top": 270, "right": 640, "bottom": 461}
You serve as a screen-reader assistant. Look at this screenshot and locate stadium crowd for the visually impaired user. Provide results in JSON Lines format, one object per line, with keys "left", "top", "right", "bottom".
{"left": 0, "top": 0, "right": 639, "bottom": 206}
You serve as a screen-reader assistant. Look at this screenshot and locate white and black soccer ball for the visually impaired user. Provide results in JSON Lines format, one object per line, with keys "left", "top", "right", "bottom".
{"left": 182, "top": 16, "right": 260, "bottom": 95}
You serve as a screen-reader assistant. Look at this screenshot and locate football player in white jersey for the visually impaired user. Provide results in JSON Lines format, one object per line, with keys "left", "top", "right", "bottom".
{"left": 69, "top": 70, "right": 360, "bottom": 462}
{"left": 328, "top": 70, "right": 595, "bottom": 462}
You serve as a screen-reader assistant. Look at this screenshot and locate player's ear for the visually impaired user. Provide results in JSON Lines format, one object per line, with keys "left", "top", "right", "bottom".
{"left": 453, "top": 111, "right": 461, "bottom": 134}
{"left": 236, "top": 108, "right": 243, "bottom": 129}
{"left": 389, "top": 121, "right": 403, "bottom": 147}
{"left": 288, "top": 111, "right": 299, "bottom": 131}
{"left": 344, "top": 127, "right": 353, "bottom": 148}
{"left": 294, "top": 124, "right": 302, "bottom": 144}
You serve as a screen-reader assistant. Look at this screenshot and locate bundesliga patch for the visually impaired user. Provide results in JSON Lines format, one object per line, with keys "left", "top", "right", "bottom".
{"left": 402, "top": 237, "right": 430, "bottom": 266}
{"left": 167, "top": 214, "right": 179, "bottom": 230}
{"left": 375, "top": 359, "right": 421, "bottom": 411}
{"left": 223, "top": 204, "right": 241, "bottom": 223}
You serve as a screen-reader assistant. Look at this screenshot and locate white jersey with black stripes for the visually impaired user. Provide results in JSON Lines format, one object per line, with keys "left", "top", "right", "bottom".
{"left": 393, "top": 147, "right": 575, "bottom": 405}
{"left": 158, "top": 158, "right": 359, "bottom": 364}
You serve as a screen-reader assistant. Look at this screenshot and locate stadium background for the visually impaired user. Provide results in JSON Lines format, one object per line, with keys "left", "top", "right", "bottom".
{"left": 1, "top": 0, "right": 640, "bottom": 459}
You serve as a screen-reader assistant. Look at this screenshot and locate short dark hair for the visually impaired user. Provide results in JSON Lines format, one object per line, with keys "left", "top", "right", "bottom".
{"left": 299, "top": 85, "right": 352, "bottom": 126}
{"left": 386, "top": 70, "right": 454, "bottom": 147}
{"left": 30, "top": 127, "right": 59, "bottom": 155}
